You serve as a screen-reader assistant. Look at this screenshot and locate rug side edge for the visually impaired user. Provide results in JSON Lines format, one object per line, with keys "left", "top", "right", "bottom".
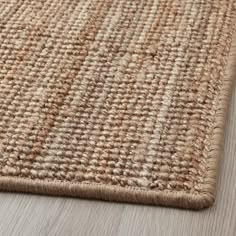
{"left": 201, "top": 25, "right": 236, "bottom": 208}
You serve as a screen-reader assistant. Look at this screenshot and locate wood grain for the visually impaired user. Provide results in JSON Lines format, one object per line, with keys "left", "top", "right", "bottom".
{"left": 0, "top": 31, "right": 236, "bottom": 236}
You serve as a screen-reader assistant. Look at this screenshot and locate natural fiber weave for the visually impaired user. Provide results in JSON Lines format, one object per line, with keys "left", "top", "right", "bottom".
{"left": 0, "top": 0, "right": 236, "bottom": 209}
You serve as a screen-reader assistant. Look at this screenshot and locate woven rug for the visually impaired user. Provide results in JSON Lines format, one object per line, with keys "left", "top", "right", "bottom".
{"left": 0, "top": 0, "right": 236, "bottom": 210}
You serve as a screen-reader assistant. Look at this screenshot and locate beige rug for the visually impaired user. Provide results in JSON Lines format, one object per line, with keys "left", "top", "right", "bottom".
{"left": 0, "top": 0, "right": 236, "bottom": 209}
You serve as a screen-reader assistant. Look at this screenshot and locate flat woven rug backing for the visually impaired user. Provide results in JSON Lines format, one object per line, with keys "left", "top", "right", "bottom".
{"left": 0, "top": 0, "right": 236, "bottom": 209}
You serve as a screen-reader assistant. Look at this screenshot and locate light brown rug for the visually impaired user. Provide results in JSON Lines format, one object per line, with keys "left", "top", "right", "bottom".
{"left": 0, "top": 0, "right": 236, "bottom": 209}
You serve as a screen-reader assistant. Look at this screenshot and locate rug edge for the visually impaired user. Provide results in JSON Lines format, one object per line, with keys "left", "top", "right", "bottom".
{"left": 201, "top": 25, "right": 236, "bottom": 209}
{"left": 0, "top": 176, "right": 214, "bottom": 210}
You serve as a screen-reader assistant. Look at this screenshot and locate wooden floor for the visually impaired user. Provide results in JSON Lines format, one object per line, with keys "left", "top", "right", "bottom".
{"left": 0, "top": 38, "right": 236, "bottom": 236}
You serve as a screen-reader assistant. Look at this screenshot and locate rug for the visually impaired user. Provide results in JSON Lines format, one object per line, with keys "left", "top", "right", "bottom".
{"left": 0, "top": 0, "right": 235, "bottom": 209}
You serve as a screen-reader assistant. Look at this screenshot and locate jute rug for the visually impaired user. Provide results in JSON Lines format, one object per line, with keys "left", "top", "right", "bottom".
{"left": 0, "top": 0, "right": 236, "bottom": 210}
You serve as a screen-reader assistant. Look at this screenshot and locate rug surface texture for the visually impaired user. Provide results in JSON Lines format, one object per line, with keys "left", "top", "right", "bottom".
{"left": 0, "top": 0, "right": 236, "bottom": 209}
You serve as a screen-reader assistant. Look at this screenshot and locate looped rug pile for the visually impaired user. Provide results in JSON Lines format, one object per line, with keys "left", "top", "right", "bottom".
{"left": 0, "top": 0, "right": 236, "bottom": 209}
